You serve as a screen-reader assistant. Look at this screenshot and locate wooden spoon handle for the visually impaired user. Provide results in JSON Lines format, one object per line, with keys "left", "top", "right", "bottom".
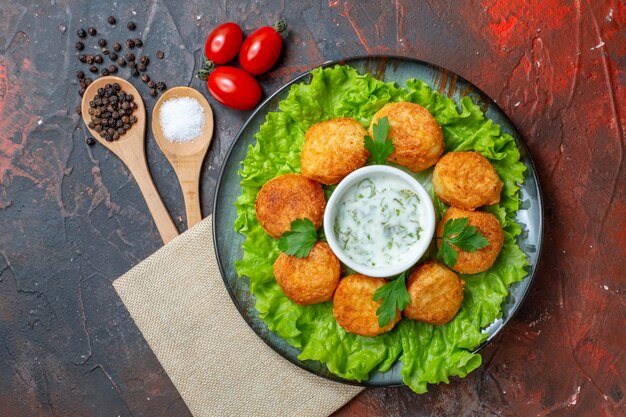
{"left": 129, "top": 159, "right": 179, "bottom": 243}
{"left": 174, "top": 161, "right": 203, "bottom": 228}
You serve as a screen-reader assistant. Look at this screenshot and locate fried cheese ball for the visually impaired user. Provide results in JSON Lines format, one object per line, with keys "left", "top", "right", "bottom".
{"left": 432, "top": 151, "right": 503, "bottom": 210}
{"left": 300, "top": 118, "right": 369, "bottom": 185}
{"left": 403, "top": 262, "right": 464, "bottom": 325}
{"left": 436, "top": 207, "right": 504, "bottom": 274}
{"left": 370, "top": 102, "right": 444, "bottom": 172}
{"left": 255, "top": 174, "right": 326, "bottom": 238}
{"left": 332, "top": 274, "right": 400, "bottom": 337}
{"left": 273, "top": 242, "right": 340, "bottom": 305}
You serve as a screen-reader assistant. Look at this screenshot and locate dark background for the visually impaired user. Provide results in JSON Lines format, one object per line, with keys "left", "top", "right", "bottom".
{"left": 0, "top": 1, "right": 624, "bottom": 416}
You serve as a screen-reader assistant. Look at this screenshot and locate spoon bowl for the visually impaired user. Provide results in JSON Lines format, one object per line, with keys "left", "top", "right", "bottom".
{"left": 152, "top": 87, "right": 214, "bottom": 228}
{"left": 81, "top": 76, "right": 179, "bottom": 244}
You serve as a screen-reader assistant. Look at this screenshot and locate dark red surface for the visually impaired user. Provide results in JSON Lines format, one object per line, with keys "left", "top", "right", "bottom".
{"left": 0, "top": 1, "right": 624, "bottom": 416}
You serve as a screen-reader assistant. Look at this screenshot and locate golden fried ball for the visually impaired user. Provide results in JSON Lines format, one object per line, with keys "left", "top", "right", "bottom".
{"left": 300, "top": 118, "right": 369, "bottom": 185}
{"left": 255, "top": 174, "right": 326, "bottom": 239}
{"left": 273, "top": 242, "right": 340, "bottom": 305}
{"left": 432, "top": 151, "right": 503, "bottom": 210}
{"left": 332, "top": 274, "right": 400, "bottom": 337}
{"left": 436, "top": 207, "right": 504, "bottom": 274}
{"left": 370, "top": 102, "right": 444, "bottom": 172}
{"left": 403, "top": 261, "right": 464, "bottom": 325}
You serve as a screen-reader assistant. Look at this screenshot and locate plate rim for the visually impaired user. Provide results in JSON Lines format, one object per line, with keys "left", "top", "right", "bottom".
{"left": 212, "top": 54, "right": 544, "bottom": 388}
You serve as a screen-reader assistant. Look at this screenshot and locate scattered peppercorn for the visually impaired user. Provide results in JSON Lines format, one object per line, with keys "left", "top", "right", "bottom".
{"left": 141, "top": 73, "right": 150, "bottom": 83}
{"left": 117, "top": 57, "right": 126, "bottom": 67}
{"left": 107, "top": 65, "right": 117, "bottom": 74}
{"left": 156, "top": 51, "right": 164, "bottom": 59}
{"left": 101, "top": 68, "right": 110, "bottom": 76}
{"left": 134, "top": 39, "right": 143, "bottom": 47}
{"left": 85, "top": 78, "right": 93, "bottom": 86}
{"left": 147, "top": 80, "right": 156, "bottom": 89}
{"left": 130, "top": 67, "right": 139, "bottom": 77}
{"left": 79, "top": 88, "right": 85, "bottom": 96}
{"left": 140, "top": 55, "right": 149, "bottom": 65}
{"left": 88, "top": 27, "right": 97, "bottom": 36}
{"left": 89, "top": 65, "right": 98, "bottom": 73}
{"left": 125, "top": 52, "right": 135, "bottom": 61}
{"left": 76, "top": 70, "right": 85, "bottom": 79}
{"left": 127, "top": 39, "right": 136, "bottom": 48}
{"left": 94, "top": 55, "right": 104, "bottom": 64}
{"left": 107, "top": 16, "right": 116, "bottom": 25}
{"left": 75, "top": 41, "right": 84, "bottom": 51}
{"left": 156, "top": 82, "right": 166, "bottom": 90}
{"left": 85, "top": 55, "right": 95, "bottom": 64}
{"left": 127, "top": 21, "right": 136, "bottom": 30}
{"left": 137, "top": 63, "right": 146, "bottom": 72}
{"left": 77, "top": 28, "right": 87, "bottom": 38}
{"left": 112, "top": 42, "right": 121, "bottom": 52}
{"left": 85, "top": 136, "right": 96, "bottom": 146}
{"left": 98, "top": 38, "right": 107, "bottom": 47}
{"left": 78, "top": 54, "right": 87, "bottom": 63}
{"left": 109, "top": 52, "right": 118, "bottom": 61}
{"left": 149, "top": 88, "right": 157, "bottom": 97}
{"left": 101, "top": 47, "right": 109, "bottom": 55}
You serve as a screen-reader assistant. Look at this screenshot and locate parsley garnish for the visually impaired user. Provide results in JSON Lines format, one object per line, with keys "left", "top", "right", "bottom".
{"left": 372, "top": 272, "right": 411, "bottom": 327}
{"left": 277, "top": 219, "right": 317, "bottom": 258}
{"left": 437, "top": 217, "right": 489, "bottom": 267}
{"left": 364, "top": 116, "right": 394, "bottom": 164}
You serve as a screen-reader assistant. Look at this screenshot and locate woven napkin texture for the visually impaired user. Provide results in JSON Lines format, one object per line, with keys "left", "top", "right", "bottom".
{"left": 112, "top": 216, "right": 363, "bottom": 417}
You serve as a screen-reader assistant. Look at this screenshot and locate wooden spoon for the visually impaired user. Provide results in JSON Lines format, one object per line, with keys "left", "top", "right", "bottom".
{"left": 81, "top": 76, "right": 179, "bottom": 244}
{"left": 151, "top": 87, "right": 214, "bottom": 228}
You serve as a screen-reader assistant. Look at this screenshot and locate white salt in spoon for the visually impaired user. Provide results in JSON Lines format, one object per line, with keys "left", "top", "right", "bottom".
{"left": 152, "top": 87, "right": 214, "bottom": 228}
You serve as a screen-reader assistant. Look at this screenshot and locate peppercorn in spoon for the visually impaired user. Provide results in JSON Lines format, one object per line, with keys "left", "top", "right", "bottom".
{"left": 81, "top": 76, "right": 179, "bottom": 244}
{"left": 151, "top": 87, "right": 214, "bottom": 228}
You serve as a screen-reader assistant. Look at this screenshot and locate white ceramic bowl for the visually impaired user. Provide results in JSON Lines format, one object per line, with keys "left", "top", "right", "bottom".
{"left": 324, "top": 165, "right": 435, "bottom": 278}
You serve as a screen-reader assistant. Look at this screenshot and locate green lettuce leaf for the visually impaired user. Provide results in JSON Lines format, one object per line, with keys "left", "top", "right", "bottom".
{"left": 234, "top": 65, "right": 529, "bottom": 393}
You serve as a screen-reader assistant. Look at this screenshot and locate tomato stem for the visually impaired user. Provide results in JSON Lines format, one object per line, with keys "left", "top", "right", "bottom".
{"left": 196, "top": 58, "right": 215, "bottom": 81}
{"left": 274, "top": 18, "right": 287, "bottom": 33}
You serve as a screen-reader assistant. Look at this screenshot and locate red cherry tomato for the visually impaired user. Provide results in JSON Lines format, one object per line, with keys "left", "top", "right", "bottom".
{"left": 239, "top": 19, "right": 287, "bottom": 75}
{"left": 207, "top": 66, "right": 262, "bottom": 110}
{"left": 204, "top": 22, "right": 243, "bottom": 64}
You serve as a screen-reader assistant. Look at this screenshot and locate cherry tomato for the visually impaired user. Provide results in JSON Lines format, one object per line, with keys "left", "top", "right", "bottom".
{"left": 239, "top": 19, "right": 287, "bottom": 75}
{"left": 204, "top": 22, "right": 243, "bottom": 64}
{"left": 207, "top": 66, "right": 262, "bottom": 110}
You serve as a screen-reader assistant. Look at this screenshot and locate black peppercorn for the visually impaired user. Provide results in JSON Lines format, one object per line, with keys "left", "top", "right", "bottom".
{"left": 89, "top": 65, "right": 98, "bottom": 73}
{"left": 101, "top": 68, "right": 110, "bottom": 76}
{"left": 117, "top": 57, "right": 126, "bottom": 67}
{"left": 85, "top": 78, "right": 92, "bottom": 86}
{"left": 94, "top": 55, "right": 103, "bottom": 64}
{"left": 156, "top": 82, "right": 166, "bottom": 90}
{"left": 75, "top": 41, "right": 84, "bottom": 51}
{"left": 112, "top": 42, "right": 121, "bottom": 52}
{"left": 140, "top": 55, "right": 149, "bottom": 65}
{"left": 125, "top": 52, "right": 135, "bottom": 61}
{"left": 149, "top": 88, "right": 157, "bottom": 97}
{"left": 108, "top": 65, "right": 118, "bottom": 74}
{"left": 76, "top": 70, "right": 85, "bottom": 79}
{"left": 78, "top": 54, "right": 87, "bottom": 63}
{"left": 147, "top": 80, "right": 156, "bottom": 89}
{"left": 137, "top": 63, "right": 146, "bottom": 72}
{"left": 101, "top": 47, "right": 109, "bottom": 55}
{"left": 98, "top": 38, "right": 107, "bottom": 47}
{"left": 107, "top": 16, "right": 116, "bottom": 25}
{"left": 126, "top": 39, "right": 135, "bottom": 48}
{"left": 77, "top": 28, "right": 87, "bottom": 38}
{"left": 79, "top": 88, "right": 85, "bottom": 96}
{"left": 130, "top": 67, "right": 139, "bottom": 77}
{"left": 141, "top": 73, "right": 150, "bottom": 83}
{"left": 109, "top": 52, "right": 118, "bottom": 61}
{"left": 86, "top": 55, "right": 94, "bottom": 64}
{"left": 127, "top": 21, "right": 136, "bottom": 31}
{"left": 156, "top": 51, "right": 164, "bottom": 59}
{"left": 88, "top": 27, "right": 97, "bottom": 36}
{"left": 134, "top": 39, "right": 143, "bottom": 47}
{"left": 105, "top": 134, "right": 113, "bottom": 142}
{"left": 85, "top": 136, "right": 96, "bottom": 146}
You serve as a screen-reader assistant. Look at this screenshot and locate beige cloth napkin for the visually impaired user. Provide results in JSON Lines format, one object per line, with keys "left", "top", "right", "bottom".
{"left": 113, "top": 216, "right": 363, "bottom": 417}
